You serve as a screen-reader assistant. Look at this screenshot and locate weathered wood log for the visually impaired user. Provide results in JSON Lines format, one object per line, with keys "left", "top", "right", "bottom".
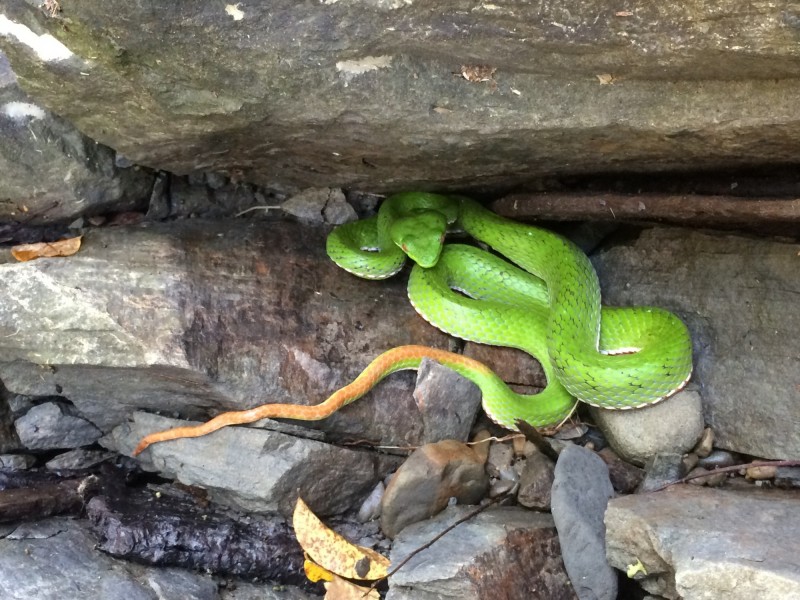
{"left": 0, "top": 474, "right": 100, "bottom": 523}
{"left": 493, "top": 192, "right": 800, "bottom": 233}
{"left": 86, "top": 488, "right": 316, "bottom": 591}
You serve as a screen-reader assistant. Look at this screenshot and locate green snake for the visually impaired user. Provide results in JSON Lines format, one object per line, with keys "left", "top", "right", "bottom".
{"left": 326, "top": 192, "right": 693, "bottom": 429}
{"left": 132, "top": 191, "right": 693, "bottom": 455}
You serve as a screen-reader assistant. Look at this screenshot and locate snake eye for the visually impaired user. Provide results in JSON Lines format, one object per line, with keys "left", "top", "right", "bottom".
{"left": 401, "top": 243, "right": 409, "bottom": 252}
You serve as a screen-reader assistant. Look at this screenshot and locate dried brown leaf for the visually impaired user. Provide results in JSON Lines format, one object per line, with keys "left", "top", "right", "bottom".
{"left": 324, "top": 576, "right": 380, "bottom": 600}
{"left": 11, "top": 236, "right": 82, "bottom": 262}
{"left": 293, "top": 497, "right": 389, "bottom": 581}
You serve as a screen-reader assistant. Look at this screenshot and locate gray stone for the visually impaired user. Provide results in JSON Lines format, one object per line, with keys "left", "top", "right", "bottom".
{"left": 14, "top": 401, "right": 101, "bottom": 449}
{"left": 516, "top": 448, "right": 555, "bottom": 510}
{"left": 387, "top": 506, "right": 576, "bottom": 600}
{"left": 0, "top": 453, "right": 35, "bottom": 470}
{"left": 0, "top": 518, "right": 219, "bottom": 600}
{"left": 590, "top": 390, "right": 705, "bottom": 466}
{"left": 108, "top": 412, "right": 401, "bottom": 517}
{"left": 697, "top": 449, "right": 739, "bottom": 469}
{"left": 414, "top": 359, "right": 483, "bottom": 444}
{"left": 551, "top": 445, "right": 617, "bottom": 600}
{"left": 593, "top": 228, "right": 800, "bottom": 459}
{"left": 605, "top": 486, "right": 800, "bottom": 600}
{"left": 0, "top": 51, "right": 153, "bottom": 224}
{"left": 276, "top": 187, "right": 354, "bottom": 224}
{"left": 2, "top": 3, "right": 800, "bottom": 194}
{"left": 45, "top": 448, "right": 114, "bottom": 470}
{"left": 638, "top": 453, "right": 687, "bottom": 493}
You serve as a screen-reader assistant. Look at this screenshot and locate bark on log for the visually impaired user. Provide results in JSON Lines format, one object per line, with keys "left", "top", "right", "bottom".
{"left": 493, "top": 193, "right": 800, "bottom": 234}
{"left": 0, "top": 475, "right": 100, "bottom": 523}
{"left": 86, "top": 489, "right": 316, "bottom": 591}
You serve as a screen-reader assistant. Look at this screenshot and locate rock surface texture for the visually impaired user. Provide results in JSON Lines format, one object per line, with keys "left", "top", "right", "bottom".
{"left": 108, "top": 412, "right": 401, "bottom": 517}
{"left": 0, "top": 518, "right": 316, "bottom": 600}
{"left": 1, "top": 2, "right": 800, "bottom": 193}
{"left": 605, "top": 486, "right": 800, "bottom": 600}
{"left": 0, "top": 50, "right": 153, "bottom": 225}
{"left": 387, "top": 506, "right": 577, "bottom": 600}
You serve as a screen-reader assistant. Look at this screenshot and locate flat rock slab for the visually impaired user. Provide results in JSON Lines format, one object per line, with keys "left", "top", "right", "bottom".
{"left": 0, "top": 219, "right": 466, "bottom": 446}
{"left": 605, "top": 486, "right": 800, "bottom": 600}
{"left": 2, "top": 3, "right": 800, "bottom": 192}
{"left": 0, "top": 518, "right": 217, "bottom": 600}
{"left": 108, "top": 412, "right": 402, "bottom": 517}
{"left": 593, "top": 228, "right": 800, "bottom": 459}
{"left": 388, "top": 505, "right": 577, "bottom": 600}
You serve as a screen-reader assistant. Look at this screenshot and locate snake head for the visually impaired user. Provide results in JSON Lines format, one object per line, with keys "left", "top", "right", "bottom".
{"left": 389, "top": 211, "right": 449, "bottom": 268}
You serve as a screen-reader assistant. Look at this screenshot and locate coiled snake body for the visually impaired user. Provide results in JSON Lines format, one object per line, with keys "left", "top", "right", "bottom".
{"left": 134, "top": 193, "right": 692, "bottom": 455}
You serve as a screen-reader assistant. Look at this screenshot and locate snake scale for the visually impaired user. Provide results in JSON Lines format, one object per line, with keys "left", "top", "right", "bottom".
{"left": 134, "top": 192, "right": 692, "bottom": 455}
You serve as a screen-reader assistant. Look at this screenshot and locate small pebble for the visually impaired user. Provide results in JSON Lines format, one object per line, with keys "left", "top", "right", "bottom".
{"left": 470, "top": 429, "right": 492, "bottom": 463}
{"left": 697, "top": 449, "right": 739, "bottom": 469}
{"left": 746, "top": 465, "right": 777, "bottom": 480}
{"left": 638, "top": 453, "right": 687, "bottom": 493}
{"left": 486, "top": 441, "right": 514, "bottom": 478}
{"left": 356, "top": 481, "right": 384, "bottom": 523}
{"left": 596, "top": 447, "right": 644, "bottom": 494}
{"left": 516, "top": 447, "right": 555, "bottom": 510}
{"left": 774, "top": 467, "right": 800, "bottom": 488}
{"left": 682, "top": 452, "right": 699, "bottom": 472}
{"left": 693, "top": 428, "right": 715, "bottom": 458}
{"left": 686, "top": 466, "right": 727, "bottom": 487}
{"left": 0, "top": 454, "right": 36, "bottom": 470}
{"left": 512, "top": 434, "right": 527, "bottom": 456}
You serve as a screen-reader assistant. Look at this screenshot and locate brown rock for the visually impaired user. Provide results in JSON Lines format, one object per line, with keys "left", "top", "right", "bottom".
{"left": 380, "top": 440, "right": 488, "bottom": 538}
{"left": 516, "top": 448, "right": 555, "bottom": 510}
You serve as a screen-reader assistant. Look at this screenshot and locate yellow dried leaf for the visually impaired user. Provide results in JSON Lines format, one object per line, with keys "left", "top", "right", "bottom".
{"left": 304, "top": 555, "right": 335, "bottom": 583}
{"left": 293, "top": 497, "right": 390, "bottom": 581}
{"left": 11, "top": 236, "right": 82, "bottom": 262}
{"left": 324, "top": 576, "right": 380, "bottom": 600}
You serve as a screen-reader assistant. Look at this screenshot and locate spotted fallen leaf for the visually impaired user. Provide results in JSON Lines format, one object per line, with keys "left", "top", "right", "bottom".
{"left": 11, "top": 236, "right": 82, "bottom": 262}
{"left": 304, "top": 555, "right": 335, "bottom": 583}
{"left": 324, "top": 575, "right": 380, "bottom": 599}
{"left": 293, "top": 497, "right": 389, "bottom": 581}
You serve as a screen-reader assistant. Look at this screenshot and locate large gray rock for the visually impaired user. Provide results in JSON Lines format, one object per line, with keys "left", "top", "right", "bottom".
{"left": 0, "top": 518, "right": 315, "bottom": 600}
{"left": 0, "top": 50, "right": 153, "bottom": 224}
{"left": 2, "top": 2, "right": 800, "bottom": 193}
{"left": 593, "top": 228, "right": 800, "bottom": 460}
{"left": 14, "top": 401, "right": 102, "bottom": 449}
{"left": 605, "top": 486, "right": 800, "bottom": 600}
{"left": 387, "top": 506, "right": 576, "bottom": 600}
{"left": 550, "top": 445, "right": 617, "bottom": 600}
{"left": 0, "top": 518, "right": 216, "bottom": 600}
{"left": 107, "top": 412, "right": 401, "bottom": 516}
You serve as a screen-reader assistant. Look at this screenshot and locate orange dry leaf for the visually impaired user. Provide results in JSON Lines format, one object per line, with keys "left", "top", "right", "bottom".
{"left": 11, "top": 236, "right": 82, "bottom": 262}
{"left": 324, "top": 575, "right": 380, "bottom": 599}
{"left": 293, "top": 497, "right": 390, "bottom": 581}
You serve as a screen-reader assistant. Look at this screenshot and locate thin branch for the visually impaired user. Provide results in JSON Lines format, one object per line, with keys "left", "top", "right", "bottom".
{"left": 649, "top": 459, "right": 800, "bottom": 493}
